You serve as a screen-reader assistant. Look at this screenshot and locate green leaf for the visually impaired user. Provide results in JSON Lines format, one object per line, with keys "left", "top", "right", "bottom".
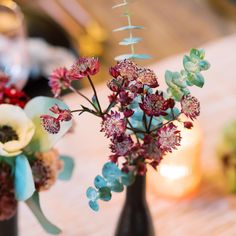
{"left": 58, "top": 155, "right": 74, "bottom": 181}
{"left": 26, "top": 192, "right": 62, "bottom": 235}
{"left": 168, "top": 87, "right": 183, "bottom": 101}
{"left": 165, "top": 70, "right": 174, "bottom": 87}
{"left": 190, "top": 48, "right": 205, "bottom": 60}
{"left": 92, "top": 95, "right": 100, "bottom": 112}
{"left": 119, "top": 37, "right": 142, "bottom": 45}
{"left": 172, "top": 72, "right": 187, "bottom": 88}
{"left": 187, "top": 72, "right": 204, "bottom": 88}
{"left": 115, "top": 54, "right": 151, "bottom": 61}
{"left": 99, "top": 187, "right": 112, "bottom": 201}
{"left": 198, "top": 60, "right": 210, "bottom": 71}
{"left": 113, "top": 25, "right": 144, "bottom": 32}
{"left": 14, "top": 155, "right": 35, "bottom": 201}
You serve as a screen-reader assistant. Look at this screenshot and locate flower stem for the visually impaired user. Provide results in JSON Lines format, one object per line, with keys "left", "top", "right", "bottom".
{"left": 87, "top": 75, "right": 102, "bottom": 114}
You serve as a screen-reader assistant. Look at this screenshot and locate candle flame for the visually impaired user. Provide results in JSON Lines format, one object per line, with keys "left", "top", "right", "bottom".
{"left": 159, "top": 164, "right": 190, "bottom": 180}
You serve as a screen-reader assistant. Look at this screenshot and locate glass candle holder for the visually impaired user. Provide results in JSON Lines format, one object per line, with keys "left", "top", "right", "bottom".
{"left": 148, "top": 119, "right": 202, "bottom": 199}
{"left": 0, "top": 0, "right": 29, "bottom": 89}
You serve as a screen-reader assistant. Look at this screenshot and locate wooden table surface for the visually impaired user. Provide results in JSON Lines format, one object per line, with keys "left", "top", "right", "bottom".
{"left": 19, "top": 34, "right": 236, "bottom": 236}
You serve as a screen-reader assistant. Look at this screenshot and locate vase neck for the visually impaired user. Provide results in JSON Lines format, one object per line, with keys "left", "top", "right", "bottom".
{"left": 126, "top": 175, "right": 146, "bottom": 204}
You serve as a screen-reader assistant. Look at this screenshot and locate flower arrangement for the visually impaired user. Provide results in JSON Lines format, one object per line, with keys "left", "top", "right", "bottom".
{"left": 40, "top": 0, "right": 210, "bottom": 214}
{"left": 0, "top": 73, "right": 74, "bottom": 234}
{"left": 42, "top": 51, "right": 210, "bottom": 214}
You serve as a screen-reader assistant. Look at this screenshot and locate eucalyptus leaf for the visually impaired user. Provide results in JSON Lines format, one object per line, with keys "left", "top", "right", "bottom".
{"left": 58, "top": 155, "right": 74, "bottom": 181}
{"left": 99, "top": 187, "right": 112, "bottom": 201}
{"left": 112, "top": 2, "right": 128, "bottom": 8}
{"left": 190, "top": 48, "right": 205, "bottom": 60}
{"left": 119, "top": 37, "right": 142, "bottom": 45}
{"left": 26, "top": 192, "right": 62, "bottom": 235}
{"left": 187, "top": 72, "right": 204, "bottom": 88}
{"left": 94, "top": 175, "right": 107, "bottom": 189}
{"left": 89, "top": 200, "right": 99, "bottom": 211}
{"left": 198, "top": 60, "right": 210, "bottom": 71}
{"left": 113, "top": 25, "right": 144, "bottom": 32}
{"left": 115, "top": 54, "right": 151, "bottom": 61}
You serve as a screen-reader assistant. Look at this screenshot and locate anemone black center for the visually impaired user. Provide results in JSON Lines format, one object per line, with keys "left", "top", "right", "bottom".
{"left": 0, "top": 125, "right": 18, "bottom": 143}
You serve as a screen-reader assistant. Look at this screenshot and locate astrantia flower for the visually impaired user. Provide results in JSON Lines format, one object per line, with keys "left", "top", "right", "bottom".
{"left": 139, "top": 92, "right": 167, "bottom": 116}
{"left": 70, "top": 57, "right": 99, "bottom": 77}
{"left": 40, "top": 115, "right": 60, "bottom": 134}
{"left": 49, "top": 67, "right": 71, "bottom": 97}
{"left": 31, "top": 149, "right": 62, "bottom": 191}
{"left": 137, "top": 68, "right": 159, "bottom": 88}
{"left": 107, "top": 76, "right": 125, "bottom": 92}
{"left": 101, "top": 111, "right": 126, "bottom": 138}
{"left": 50, "top": 104, "right": 72, "bottom": 122}
{"left": 142, "top": 135, "right": 162, "bottom": 162}
{"left": 110, "top": 134, "right": 133, "bottom": 156}
{"left": 157, "top": 123, "right": 181, "bottom": 153}
{"left": 110, "top": 60, "right": 138, "bottom": 81}
{"left": 0, "top": 104, "right": 35, "bottom": 157}
{"left": 181, "top": 95, "right": 200, "bottom": 120}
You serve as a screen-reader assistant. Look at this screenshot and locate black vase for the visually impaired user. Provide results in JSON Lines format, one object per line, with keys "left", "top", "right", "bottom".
{"left": 115, "top": 175, "right": 155, "bottom": 236}
{"left": 0, "top": 213, "right": 18, "bottom": 236}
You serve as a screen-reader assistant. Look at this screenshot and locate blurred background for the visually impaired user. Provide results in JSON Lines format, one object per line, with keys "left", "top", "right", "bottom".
{"left": 1, "top": 0, "right": 236, "bottom": 92}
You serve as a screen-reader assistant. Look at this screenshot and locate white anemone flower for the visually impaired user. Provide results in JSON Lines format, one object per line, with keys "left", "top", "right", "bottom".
{"left": 0, "top": 104, "right": 35, "bottom": 157}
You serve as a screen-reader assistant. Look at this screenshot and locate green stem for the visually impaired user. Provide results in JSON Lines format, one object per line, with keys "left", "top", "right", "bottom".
{"left": 147, "top": 116, "right": 153, "bottom": 132}
{"left": 87, "top": 75, "right": 102, "bottom": 114}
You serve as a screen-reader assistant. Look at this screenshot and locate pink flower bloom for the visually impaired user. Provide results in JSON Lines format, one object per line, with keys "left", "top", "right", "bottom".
{"left": 181, "top": 95, "right": 200, "bottom": 120}
{"left": 49, "top": 67, "right": 71, "bottom": 97}
{"left": 137, "top": 68, "right": 159, "bottom": 88}
{"left": 40, "top": 115, "right": 60, "bottom": 134}
{"left": 110, "top": 60, "right": 138, "bottom": 81}
{"left": 139, "top": 92, "right": 167, "bottom": 116}
{"left": 70, "top": 57, "right": 99, "bottom": 77}
{"left": 50, "top": 104, "right": 72, "bottom": 122}
{"left": 110, "top": 134, "right": 133, "bottom": 156}
{"left": 107, "top": 76, "right": 125, "bottom": 92}
{"left": 157, "top": 123, "right": 181, "bottom": 153}
{"left": 101, "top": 111, "right": 126, "bottom": 138}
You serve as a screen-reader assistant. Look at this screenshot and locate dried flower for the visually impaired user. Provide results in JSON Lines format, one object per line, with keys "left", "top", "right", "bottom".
{"left": 70, "top": 57, "right": 99, "bottom": 77}
{"left": 137, "top": 68, "right": 159, "bottom": 88}
{"left": 181, "top": 95, "right": 200, "bottom": 120}
{"left": 139, "top": 92, "right": 167, "bottom": 116}
{"left": 0, "top": 163, "right": 17, "bottom": 221}
{"left": 101, "top": 111, "right": 126, "bottom": 138}
{"left": 49, "top": 67, "right": 71, "bottom": 97}
{"left": 31, "top": 149, "right": 62, "bottom": 191}
{"left": 157, "top": 123, "right": 181, "bottom": 153}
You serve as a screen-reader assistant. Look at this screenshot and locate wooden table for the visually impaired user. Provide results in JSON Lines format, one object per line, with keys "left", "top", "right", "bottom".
{"left": 19, "top": 34, "right": 236, "bottom": 236}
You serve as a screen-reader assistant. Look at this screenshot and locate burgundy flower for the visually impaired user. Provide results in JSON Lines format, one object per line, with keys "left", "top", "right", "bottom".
{"left": 128, "top": 81, "right": 144, "bottom": 94}
{"left": 110, "top": 134, "right": 133, "bottom": 156}
{"left": 181, "top": 95, "right": 200, "bottom": 120}
{"left": 123, "top": 108, "right": 134, "bottom": 118}
{"left": 139, "top": 92, "right": 167, "bottom": 116}
{"left": 0, "top": 85, "right": 29, "bottom": 108}
{"left": 40, "top": 115, "right": 60, "bottom": 134}
{"left": 163, "top": 98, "right": 175, "bottom": 110}
{"left": 142, "top": 135, "right": 163, "bottom": 162}
{"left": 70, "top": 57, "right": 99, "bottom": 77}
{"left": 183, "top": 121, "right": 193, "bottom": 129}
{"left": 137, "top": 68, "right": 159, "bottom": 88}
{"left": 110, "top": 60, "right": 138, "bottom": 81}
{"left": 107, "top": 76, "right": 125, "bottom": 92}
{"left": 101, "top": 111, "right": 126, "bottom": 138}
{"left": 157, "top": 123, "right": 181, "bottom": 153}
{"left": 118, "top": 91, "right": 134, "bottom": 106}
{"left": 49, "top": 67, "right": 71, "bottom": 97}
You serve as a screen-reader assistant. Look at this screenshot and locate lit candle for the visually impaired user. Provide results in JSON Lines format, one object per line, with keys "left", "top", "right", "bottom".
{"left": 147, "top": 118, "right": 202, "bottom": 198}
